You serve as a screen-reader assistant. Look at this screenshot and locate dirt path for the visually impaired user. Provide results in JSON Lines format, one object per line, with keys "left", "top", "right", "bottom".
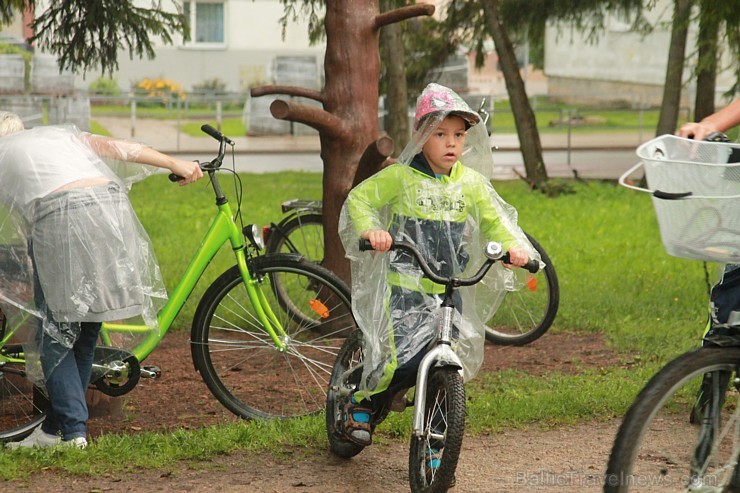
{"left": 10, "top": 331, "right": 625, "bottom": 493}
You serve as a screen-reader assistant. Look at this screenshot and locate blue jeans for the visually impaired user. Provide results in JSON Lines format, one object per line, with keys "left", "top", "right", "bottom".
{"left": 39, "top": 321, "right": 101, "bottom": 440}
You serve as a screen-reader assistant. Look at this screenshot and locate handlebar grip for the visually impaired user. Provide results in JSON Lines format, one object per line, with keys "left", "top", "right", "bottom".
{"left": 522, "top": 258, "right": 541, "bottom": 274}
{"left": 359, "top": 239, "right": 374, "bottom": 251}
{"left": 168, "top": 173, "right": 182, "bottom": 182}
{"left": 201, "top": 124, "right": 235, "bottom": 145}
{"left": 502, "top": 253, "right": 541, "bottom": 274}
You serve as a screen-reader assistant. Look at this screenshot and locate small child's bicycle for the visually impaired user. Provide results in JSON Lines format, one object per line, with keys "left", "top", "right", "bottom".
{"left": 326, "top": 238, "right": 540, "bottom": 493}
{"left": 264, "top": 199, "right": 559, "bottom": 346}
{"left": 0, "top": 125, "right": 357, "bottom": 441}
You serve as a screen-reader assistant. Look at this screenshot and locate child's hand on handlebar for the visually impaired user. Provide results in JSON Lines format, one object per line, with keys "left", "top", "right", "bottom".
{"left": 505, "top": 246, "right": 529, "bottom": 268}
{"left": 362, "top": 230, "right": 393, "bottom": 252}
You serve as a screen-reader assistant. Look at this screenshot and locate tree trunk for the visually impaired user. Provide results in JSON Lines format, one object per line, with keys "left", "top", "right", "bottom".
{"left": 381, "top": 19, "right": 410, "bottom": 153}
{"left": 250, "top": 1, "right": 434, "bottom": 283}
{"left": 693, "top": 0, "right": 719, "bottom": 121}
{"left": 481, "top": 0, "right": 548, "bottom": 190}
{"left": 656, "top": 0, "right": 693, "bottom": 136}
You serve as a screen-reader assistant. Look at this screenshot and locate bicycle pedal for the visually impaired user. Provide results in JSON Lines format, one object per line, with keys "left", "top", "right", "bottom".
{"left": 140, "top": 366, "right": 162, "bottom": 379}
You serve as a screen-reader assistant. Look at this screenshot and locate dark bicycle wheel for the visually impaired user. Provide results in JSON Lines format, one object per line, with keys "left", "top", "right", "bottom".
{"left": 266, "top": 213, "right": 324, "bottom": 264}
{"left": 326, "top": 329, "right": 367, "bottom": 459}
{"left": 191, "top": 254, "right": 357, "bottom": 420}
{"left": 408, "top": 368, "right": 466, "bottom": 493}
{"left": 0, "top": 343, "right": 47, "bottom": 442}
{"left": 604, "top": 347, "right": 740, "bottom": 492}
{"left": 484, "top": 232, "right": 559, "bottom": 346}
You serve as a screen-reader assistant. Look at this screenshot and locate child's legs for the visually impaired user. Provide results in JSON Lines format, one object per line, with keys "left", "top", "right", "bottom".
{"left": 361, "top": 287, "right": 437, "bottom": 409}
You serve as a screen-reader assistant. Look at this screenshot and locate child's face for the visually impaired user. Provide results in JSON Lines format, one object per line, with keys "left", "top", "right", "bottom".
{"left": 421, "top": 115, "right": 467, "bottom": 176}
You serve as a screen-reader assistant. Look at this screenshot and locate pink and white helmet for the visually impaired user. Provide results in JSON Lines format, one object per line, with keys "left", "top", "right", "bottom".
{"left": 413, "top": 83, "right": 480, "bottom": 130}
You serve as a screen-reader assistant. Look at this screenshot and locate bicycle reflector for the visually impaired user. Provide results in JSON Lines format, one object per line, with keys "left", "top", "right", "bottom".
{"left": 243, "top": 224, "right": 264, "bottom": 251}
{"left": 309, "top": 299, "right": 330, "bottom": 318}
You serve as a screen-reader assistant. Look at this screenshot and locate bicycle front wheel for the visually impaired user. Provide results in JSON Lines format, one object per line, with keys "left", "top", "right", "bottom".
{"left": 191, "top": 254, "right": 356, "bottom": 420}
{"left": 409, "top": 368, "right": 466, "bottom": 493}
{"left": 484, "top": 232, "right": 559, "bottom": 346}
{"left": 266, "top": 213, "right": 324, "bottom": 264}
{"left": 0, "top": 351, "right": 47, "bottom": 441}
{"left": 605, "top": 347, "right": 740, "bottom": 493}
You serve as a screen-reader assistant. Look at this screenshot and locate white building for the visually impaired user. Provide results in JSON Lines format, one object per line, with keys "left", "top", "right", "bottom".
{"left": 543, "top": 0, "right": 737, "bottom": 106}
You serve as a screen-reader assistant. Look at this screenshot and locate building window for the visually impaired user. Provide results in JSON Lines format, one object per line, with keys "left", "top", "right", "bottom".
{"left": 184, "top": 1, "right": 225, "bottom": 45}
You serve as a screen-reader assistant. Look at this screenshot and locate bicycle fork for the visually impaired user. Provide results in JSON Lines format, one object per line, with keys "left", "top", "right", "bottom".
{"left": 412, "top": 300, "right": 463, "bottom": 437}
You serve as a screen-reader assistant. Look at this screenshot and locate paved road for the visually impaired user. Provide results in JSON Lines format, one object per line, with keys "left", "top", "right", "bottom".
{"left": 173, "top": 148, "right": 639, "bottom": 181}
{"left": 96, "top": 116, "right": 644, "bottom": 181}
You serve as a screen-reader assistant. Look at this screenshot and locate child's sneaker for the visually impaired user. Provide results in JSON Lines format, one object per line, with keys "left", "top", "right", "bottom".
{"left": 5, "top": 426, "right": 61, "bottom": 450}
{"left": 340, "top": 395, "right": 373, "bottom": 446}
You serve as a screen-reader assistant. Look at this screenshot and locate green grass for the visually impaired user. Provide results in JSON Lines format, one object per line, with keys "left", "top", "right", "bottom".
{"left": 0, "top": 177, "right": 714, "bottom": 478}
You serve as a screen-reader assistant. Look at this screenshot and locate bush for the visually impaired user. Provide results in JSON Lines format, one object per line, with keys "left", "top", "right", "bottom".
{"left": 133, "top": 77, "right": 186, "bottom": 106}
{"left": 88, "top": 77, "right": 121, "bottom": 97}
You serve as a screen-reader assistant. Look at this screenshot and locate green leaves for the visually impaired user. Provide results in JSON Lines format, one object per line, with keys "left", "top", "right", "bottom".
{"left": 29, "top": 0, "right": 188, "bottom": 75}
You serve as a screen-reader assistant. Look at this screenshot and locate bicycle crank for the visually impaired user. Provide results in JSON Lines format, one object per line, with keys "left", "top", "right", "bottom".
{"left": 90, "top": 347, "right": 141, "bottom": 397}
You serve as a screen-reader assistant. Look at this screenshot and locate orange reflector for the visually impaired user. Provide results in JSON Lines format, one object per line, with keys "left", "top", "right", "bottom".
{"left": 526, "top": 275, "right": 538, "bottom": 292}
{"left": 309, "top": 299, "right": 330, "bottom": 318}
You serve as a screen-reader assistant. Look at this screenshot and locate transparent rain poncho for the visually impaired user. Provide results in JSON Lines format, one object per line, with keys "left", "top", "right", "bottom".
{"left": 339, "top": 84, "right": 539, "bottom": 401}
{"left": 0, "top": 124, "right": 166, "bottom": 384}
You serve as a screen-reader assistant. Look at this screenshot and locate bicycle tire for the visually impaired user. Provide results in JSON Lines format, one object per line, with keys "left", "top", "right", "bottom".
{"left": 408, "top": 368, "right": 466, "bottom": 493}
{"left": 484, "top": 232, "right": 559, "bottom": 346}
{"left": 326, "top": 329, "right": 367, "bottom": 459}
{"left": 604, "top": 347, "right": 740, "bottom": 492}
{"left": 191, "top": 254, "right": 356, "bottom": 420}
{"left": 0, "top": 354, "right": 47, "bottom": 442}
{"left": 266, "top": 213, "right": 324, "bottom": 264}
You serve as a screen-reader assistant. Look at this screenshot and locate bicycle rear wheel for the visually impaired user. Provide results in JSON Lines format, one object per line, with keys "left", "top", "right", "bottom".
{"left": 409, "top": 368, "right": 466, "bottom": 493}
{"left": 266, "top": 213, "right": 324, "bottom": 264}
{"left": 191, "top": 254, "right": 356, "bottom": 420}
{"left": 605, "top": 347, "right": 740, "bottom": 492}
{"left": 484, "top": 232, "right": 559, "bottom": 346}
{"left": 0, "top": 344, "right": 47, "bottom": 442}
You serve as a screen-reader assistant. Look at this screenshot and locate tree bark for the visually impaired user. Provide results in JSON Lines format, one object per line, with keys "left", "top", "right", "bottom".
{"left": 381, "top": 18, "right": 410, "bottom": 153}
{"left": 481, "top": 0, "right": 548, "bottom": 189}
{"left": 656, "top": 0, "right": 693, "bottom": 136}
{"left": 693, "top": 0, "right": 718, "bottom": 121}
{"left": 250, "top": 0, "right": 434, "bottom": 282}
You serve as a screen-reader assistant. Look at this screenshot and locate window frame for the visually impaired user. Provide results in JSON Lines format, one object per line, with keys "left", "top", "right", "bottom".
{"left": 182, "top": 0, "right": 227, "bottom": 50}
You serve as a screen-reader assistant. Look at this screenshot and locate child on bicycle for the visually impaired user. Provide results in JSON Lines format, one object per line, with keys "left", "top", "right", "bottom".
{"left": 0, "top": 111, "right": 202, "bottom": 449}
{"left": 338, "top": 83, "right": 537, "bottom": 451}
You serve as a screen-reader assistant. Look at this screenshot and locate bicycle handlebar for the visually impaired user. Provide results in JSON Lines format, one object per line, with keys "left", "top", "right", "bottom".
{"left": 359, "top": 238, "right": 540, "bottom": 288}
{"left": 168, "top": 124, "right": 233, "bottom": 182}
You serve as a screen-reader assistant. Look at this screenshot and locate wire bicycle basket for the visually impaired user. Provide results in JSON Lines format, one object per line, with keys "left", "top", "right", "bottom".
{"left": 619, "top": 134, "right": 740, "bottom": 263}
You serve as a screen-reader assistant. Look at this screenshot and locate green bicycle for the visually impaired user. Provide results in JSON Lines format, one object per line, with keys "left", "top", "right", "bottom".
{"left": 0, "top": 125, "right": 357, "bottom": 441}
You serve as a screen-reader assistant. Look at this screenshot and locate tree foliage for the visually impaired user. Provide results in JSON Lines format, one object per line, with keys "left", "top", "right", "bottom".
{"left": 0, "top": 0, "right": 188, "bottom": 75}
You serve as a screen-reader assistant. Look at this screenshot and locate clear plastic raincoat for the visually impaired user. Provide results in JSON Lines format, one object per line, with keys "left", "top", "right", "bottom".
{"left": 339, "top": 84, "right": 539, "bottom": 402}
{"left": 0, "top": 124, "right": 166, "bottom": 384}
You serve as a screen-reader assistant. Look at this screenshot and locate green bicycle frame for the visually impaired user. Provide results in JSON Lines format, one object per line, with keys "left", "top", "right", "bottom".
{"left": 99, "top": 193, "right": 289, "bottom": 363}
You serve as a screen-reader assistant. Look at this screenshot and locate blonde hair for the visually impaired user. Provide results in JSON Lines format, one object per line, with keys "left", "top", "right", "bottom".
{"left": 0, "top": 112, "right": 25, "bottom": 136}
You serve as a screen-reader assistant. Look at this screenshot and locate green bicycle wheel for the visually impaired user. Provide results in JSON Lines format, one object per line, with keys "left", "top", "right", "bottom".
{"left": 191, "top": 254, "right": 356, "bottom": 420}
